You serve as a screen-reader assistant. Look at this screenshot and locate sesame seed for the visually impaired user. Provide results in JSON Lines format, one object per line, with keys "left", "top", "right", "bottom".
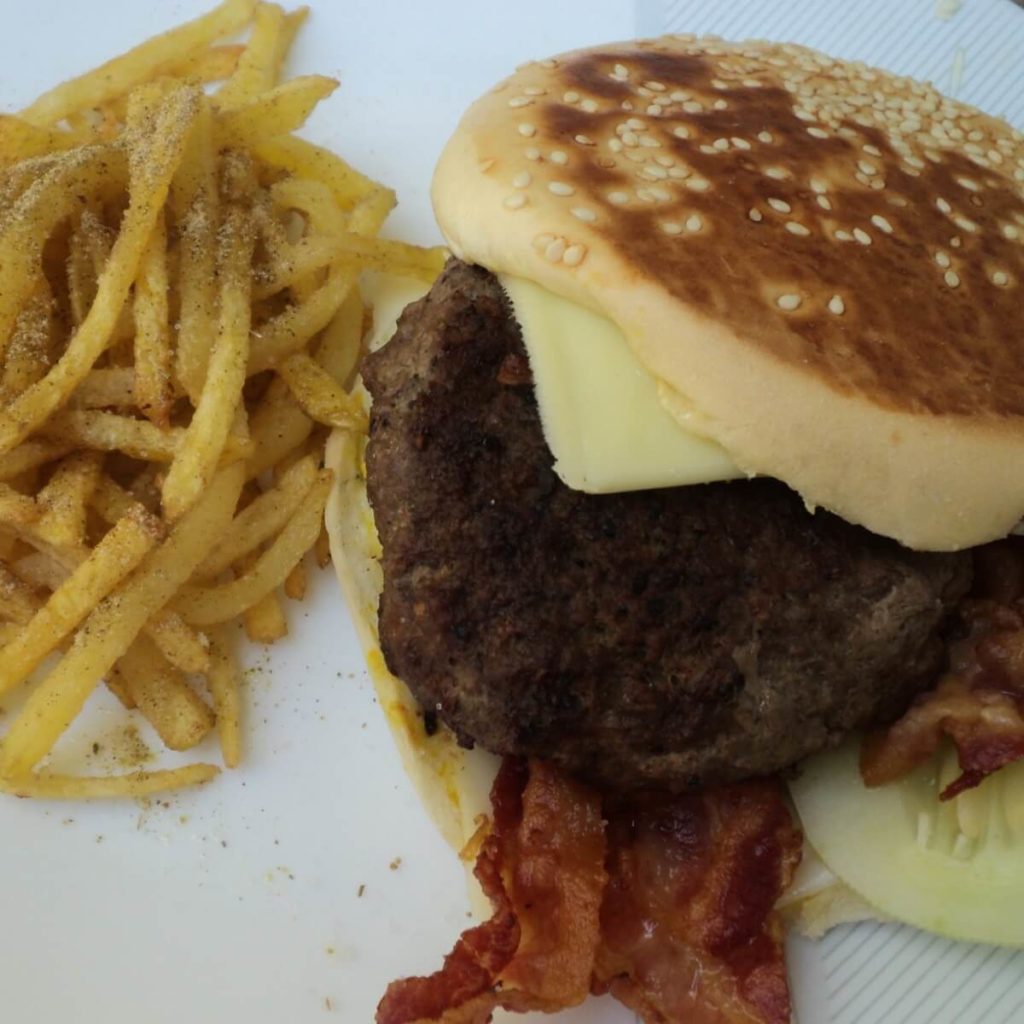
{"left": 548, "top": 181, "right": 575, "bottom": 196}
{"left": 714, "top": 138, "right": 730, "bottom": 151}
{"left": 686, "top": 214, "right": 704, "bottom": 232}
{"left": 571, "top": 206, "right": 597, "bottom": 223}
{"left": 550, "top": 150, "right": 568, "bottom": 165}
{"left": 853, "top": 227, "right": 872, "bottom": 245}
{"left": 621, "top": 131, "right": 639, "bottom": 148}
{"left": 767, "top": 198, "right": 791, "bottom": 213}
{"left": 686, "top": 177, "right": 710, "bottom": 192}
{"left": 956, "top": 176, "right": 980, "bottom": 191}
{"left": 776, "top": 293, "right": 801, "bottom": 311}
{"left": 954, "top": 216, "right": 978, "bottom": 233}
{"left": 649, "top": 186, "right": 671, "bottom": 201}
{"left": 950, "top": 235, "right": 963, "bottom": 248}
{"left": 517, "top": 122, "right": 536, "bottom": 137}
{"left": 626, "top": 118, "right": 646, "bottom": 131}
{"left": 655, "top": 154, "right": 675, "bottom": 167}
{"left": 807, "top": 127, "right": 829, "bottom": 139}
{"left": 936, "top": 197, "right": 952, "bottom": 214}
{"left": 581, "top": 99, "right": 599, "bottom": 113}
{"left": 835, "top": 229, "right": 852, "bottom": 241}
{"left": 1003, "top": 224, "right": 1020, "bottom": 240}
{"left": 638, "top": 136, "right": 661, "bottom": 149}
{"left": 612, "top": 64, "right": 629, "bottom": 80}
{"left": 758, "top": 131, "right": 774, "bottom": 144}
{"left": 786, "top": 221, "right": 810, "bottom": 236}
{"left": 828, "top": 295, "right": 846, "bottom": 315}
{"left": 713, "top": 99, "right": 728, "bottom": 110}
{"left": 503, "top": 194, "right": 527, "bottom": 210}
{"left": 992, "top": 270, "right": 1009, "bottom": 286}
{"left": 944, "top": 269, "right": 960, "bottom": 288}
{"left": 512, "top": 171, "right": 531, "bottom": 188}
{"left": 699, "top": 144, "right": 717, "bottom": 155}
{"left": 765, "top": 166, "right": 789, "bottom": 180}
{"left": 863, "top": 144, "right": 882, "bottom": 157}
{"left": 748, "top": 208, "right": 763, "bottom": 222}
{"left": 682, "top": 100, "right": 704, "bottom": 114}
{"left": 643, "top": 163, "right": 668, "bottom": 179}
{"left": 524, "top": 147, "right": 541, "bottom": 161}
{"left": 508, "top": 97, "right": 533, "bottom": 108}
{"left": 661, "top": 221, "right": 683, "bottom": 235}
{"left": 810, "top": 178, "right": 828, "bottom": 193}
{"left": 646, "top": 104, "right": 661, "bottom": 116}
{"left": 732, "top": 137, "right": 751, "bottom": 150}
{"left": 533, "top": 233, "right": 555, "bottom": 251}
{"left": 544, "top": 238, "right": 566, "bottom": 263}
{"left": 858, "top": 160, "right": 877, "bottom": 175}
{"left": 817, "top": 195, "right": 832, "bottom": 210}
{"left": 670, "top": 90, "right": 690, "bottom": 102}
{"left": 607, "top": 191, "right": 629, "bottom": 205}
{"left": 871, "top": 214, "right": 894, "bottom": 233}
{"left": 645, "top": 80, "right": 666, "bottom": 91}
{"left": 563, "top": 90, "right": 580, "bottom": 103}
{"left": 574, "top": 134, "right": 594, "bottom": 146}
{"left": 672, "top": 126, "right": 691, "bottom": 140}
{"left": 563, "top": 244, "right": 587, "bottom": 267}
{"left": 524, "top": 86, "right": 545, "bottom": 96}
{"left": 743, "top": 78, "right": 761, "bottom": 88}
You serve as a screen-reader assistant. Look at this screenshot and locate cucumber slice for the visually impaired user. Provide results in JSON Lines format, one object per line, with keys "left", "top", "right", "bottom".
{"left": 789, "top": 736, "right": 1024, "bottom": 947}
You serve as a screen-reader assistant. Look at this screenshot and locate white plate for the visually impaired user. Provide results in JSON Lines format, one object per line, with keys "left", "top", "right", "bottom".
{"left": 0, "top": 3, "right": 1021, "bottom": 1024}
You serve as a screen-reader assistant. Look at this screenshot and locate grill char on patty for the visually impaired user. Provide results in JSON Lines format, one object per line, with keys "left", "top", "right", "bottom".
{"left": 362, "top": 259, "right": 972, "bottom": 791}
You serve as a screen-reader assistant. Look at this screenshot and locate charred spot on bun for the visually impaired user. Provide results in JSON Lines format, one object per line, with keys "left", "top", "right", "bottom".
{"left": 358, "top": 36, "right": 1023, "bottom": 791}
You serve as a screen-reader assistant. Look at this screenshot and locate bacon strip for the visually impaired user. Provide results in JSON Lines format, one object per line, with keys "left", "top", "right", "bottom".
{"left": 375, "top": 758, "right": 606, "bottom": 1024}
{"left": 595, "top": 781, "right": 801, "bottom": 1024}
{"left": 862, "top": 592, "right": 1024, "bottom": 800}
{"left": 378, "top": 762, "right": 800, "bottom": 1024}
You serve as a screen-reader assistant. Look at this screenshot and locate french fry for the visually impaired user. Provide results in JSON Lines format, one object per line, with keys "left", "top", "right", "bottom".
{"left": 172, "top": 98, "right": 219, "bottom": 400}
{"left": 0, "top": 765, "right": 219, "bottom": 799}
{"left": 245, "top": 377, "right": 313, "bottom": 478}
{"left": 162, "top": 205, "right": 255, "bottom": 520}
{"left": 0, "top": 507, "right": 160, "bottom": 697}
{"left": 113, "top": 637, "right": 215, "bottom": 751}
{"left": 216, "top": 75, "right": 338, "bottom": 148}
{"left": 0, "top": 116, "right": 87, "bottom": 164}
{"left": 278, "top": 352, "right": 367, "bottom": 429}
{"left": 19, "top": 0, "right": 256, "bottom": 126}
{"left": 284, "top": 558, "right": 307, "bottom": 600}
{"left": 196, "top": 452, "right": 318, "bottom": 578}
{"left": 248, "top": 265, "right": 357, "bottom": 373}
{"left": 35, "top": 451, "right": 104, "bottom": 548}
{"left": 242, "top": 586, "right": 289, "bottom": 642}
{"left": 254, "top": 135, "right": 383, "bottom": 210}
{"left": 0, "top": 483, "right": 41, "bottom": 530}
{"left": 1, "top": 287, "right": 55, "bottom": 399}
{"left": 0, "top": 87, "right": 199, "bottom": 455}
{"left": 69, "top": 368, "right": 136, "bottom": 409}
{"left": 0, "top": 462, "right": 243, "bottom": 777}
{"left": 216, "top": 2, "right": 288, "bottom": 108}
{"left": 313, "top": 522, "right": 331, "bottom": 569}
{"left": 40, "top": 410, "right": 181, "bottom": 461}
{"left": 145, "top": 610, "right": 212, "bottom": 675}
{"left": 208, "top": 626, "right": 243, "bottom": 767}
{"left": 133, "top": 214, "right": 174, "bottom": 425}
{"left": 160, "top": 45, "right": 246, "bottom": 86}
{"left": 176, "top": 469, "right": 328, "bottom": 625}
{"left": 0, "top": 563, "right": 41, "bottom": 625}
{"left": 0, "top": 440, "right": 71, "bottom": 482}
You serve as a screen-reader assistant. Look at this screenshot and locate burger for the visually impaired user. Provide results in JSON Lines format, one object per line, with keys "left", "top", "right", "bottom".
{"left": 326, "top": 33, "right": 1024, "bottom": 1023}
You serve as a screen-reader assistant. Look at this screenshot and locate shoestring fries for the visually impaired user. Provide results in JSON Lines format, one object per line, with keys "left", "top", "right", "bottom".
{"left": 0, "top": 0, "right": 446, "bottom": 799}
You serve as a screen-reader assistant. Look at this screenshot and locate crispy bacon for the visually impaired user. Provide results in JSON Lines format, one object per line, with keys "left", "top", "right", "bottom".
{"left": 378, "top": 762, "right": 800, "bottom": 1024}
{"left": 595, "top": 781, "right": 801, "bottom": 1024}
{"left": 375, "top": 759, "right": 606, "bottom": 1024}
{"left": 862, "top": 548, "right": 1024, "bottom": 800}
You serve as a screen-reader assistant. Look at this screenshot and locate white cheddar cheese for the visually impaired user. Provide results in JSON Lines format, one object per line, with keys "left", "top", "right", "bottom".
{"left": 500, "top": 275, "right": 740, "bottom": 493}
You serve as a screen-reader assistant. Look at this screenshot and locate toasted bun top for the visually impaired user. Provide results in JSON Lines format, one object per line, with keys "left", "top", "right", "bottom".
{"left": 431, "top": 36, "right": 1024, "bottom": 550}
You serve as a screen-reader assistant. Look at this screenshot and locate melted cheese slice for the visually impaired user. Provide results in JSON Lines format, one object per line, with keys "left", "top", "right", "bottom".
{"left": 500, "top": 275, "right": 740, "bottom": 493}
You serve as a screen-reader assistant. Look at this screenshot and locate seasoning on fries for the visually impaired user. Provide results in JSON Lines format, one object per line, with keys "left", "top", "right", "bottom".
{"left": 0, "top": 0, "right": 445, "bottom": 799}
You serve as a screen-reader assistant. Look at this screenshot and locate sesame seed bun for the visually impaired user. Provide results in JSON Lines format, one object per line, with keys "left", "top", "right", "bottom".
{"left": 431, "top": 36, "right": 1024, "bottom": 551}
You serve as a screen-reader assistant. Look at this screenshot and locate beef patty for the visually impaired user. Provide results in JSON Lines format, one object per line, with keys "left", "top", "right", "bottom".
{"left": 363, "top": 260, "right": 972, "bottom": 791}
